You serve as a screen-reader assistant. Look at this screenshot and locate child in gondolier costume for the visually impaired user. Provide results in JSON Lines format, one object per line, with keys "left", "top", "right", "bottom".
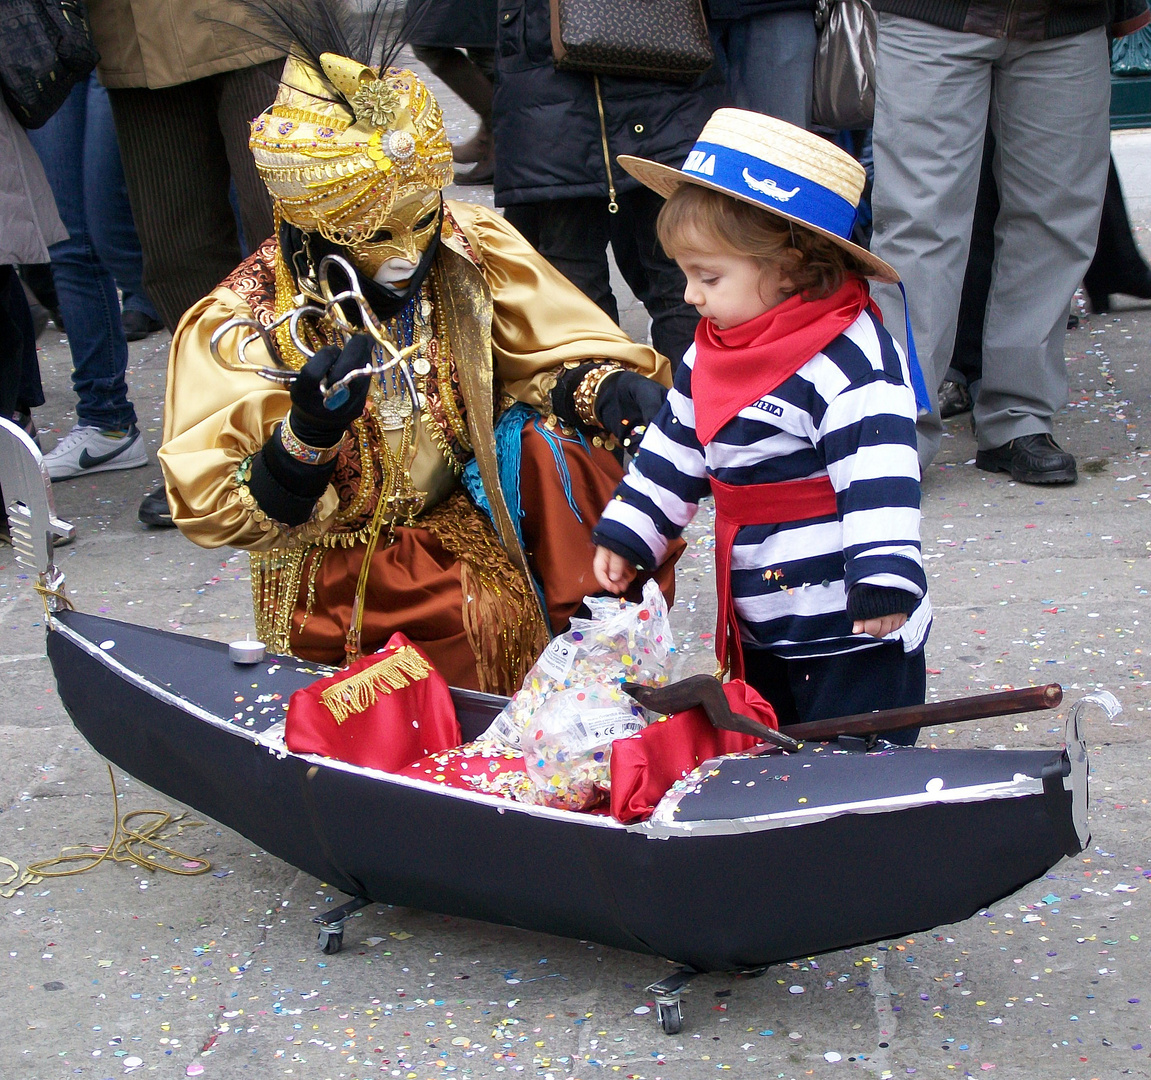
{"left": 593, "top": 110, "right": 933, "bottom": 734}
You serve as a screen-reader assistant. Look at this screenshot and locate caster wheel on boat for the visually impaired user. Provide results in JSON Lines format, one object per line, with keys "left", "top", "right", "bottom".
{"left": 311, "top": 895, "right": 370, "bottom": 956}
{"left": 648, "top": 967, "right": 694, "bottom": 1036}
{"left": 318, "top": 929, "right": 343, "bottom": 954}
{"left": 657, "top": 1000, "right": 683, "bottom": 1035}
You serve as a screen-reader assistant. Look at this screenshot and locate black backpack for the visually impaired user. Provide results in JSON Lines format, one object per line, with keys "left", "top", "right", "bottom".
{"left": 0, "top": 0, "right": 100, "bottom": 129}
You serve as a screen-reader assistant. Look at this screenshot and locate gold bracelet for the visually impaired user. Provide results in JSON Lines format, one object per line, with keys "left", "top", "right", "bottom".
{"left": 279, "top": 414, "right": 346, "bottom": 466}
{"left": 573, "top": 362, "right": 624, "bottom": 429}
{"left": 233, "top": 456, "right": 326, "bottom": 543}
{"left": 536, "top": 373, "right": 577, "bottom": 437}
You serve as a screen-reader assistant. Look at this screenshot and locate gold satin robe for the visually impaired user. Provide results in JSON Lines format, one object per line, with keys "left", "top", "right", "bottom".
{"left": 159, "top": 200, "right": 674, "bottom": 691}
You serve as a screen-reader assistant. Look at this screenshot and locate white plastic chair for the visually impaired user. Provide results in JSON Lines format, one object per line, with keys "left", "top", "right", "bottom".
{"left": 0, "top": 416, "right": 74, "bottom": 608}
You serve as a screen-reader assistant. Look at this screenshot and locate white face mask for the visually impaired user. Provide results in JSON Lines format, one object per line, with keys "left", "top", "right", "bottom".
{"left": 372, "top": 257, "right": 420, "bottom": 288}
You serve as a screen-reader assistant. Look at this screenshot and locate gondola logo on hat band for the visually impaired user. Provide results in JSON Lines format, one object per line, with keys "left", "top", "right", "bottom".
{"left": 320, "top": 646, "right": 433, "bottom": 724}
{"left": 742, "top": 170, "right": 799, "bottom": 202}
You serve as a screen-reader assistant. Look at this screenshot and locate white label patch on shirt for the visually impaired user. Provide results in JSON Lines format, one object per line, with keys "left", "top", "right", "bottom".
{"left": 749, "top": 398, "right": 785, "bottom": 418}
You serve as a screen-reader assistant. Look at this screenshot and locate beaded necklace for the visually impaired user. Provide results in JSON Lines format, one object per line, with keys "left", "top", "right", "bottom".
{"left": 372, "top": 289, "right": 433, "bottom": 429}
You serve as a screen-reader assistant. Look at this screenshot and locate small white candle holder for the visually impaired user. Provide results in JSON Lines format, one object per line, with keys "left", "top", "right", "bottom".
{"left": 229, "top": 638, "right": 266, "bottom": 665}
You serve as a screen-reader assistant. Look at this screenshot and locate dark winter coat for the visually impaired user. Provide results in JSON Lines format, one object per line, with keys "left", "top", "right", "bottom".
{"left": 405, "top": 0, "right": 498, "bottom": 50}
{"left": 492, "top": 0, "right": 727, "bottom": 206}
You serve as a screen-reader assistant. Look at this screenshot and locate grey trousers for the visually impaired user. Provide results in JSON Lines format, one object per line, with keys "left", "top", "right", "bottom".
{"left": 869, "top": 17, "right": 1110, "bottom": 468}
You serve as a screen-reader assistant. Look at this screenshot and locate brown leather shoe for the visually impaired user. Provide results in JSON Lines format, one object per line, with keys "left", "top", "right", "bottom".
{"left": 975, "top": 433, "right": 1077, "bottom": 485}
{"left": 453, "top": 155, "right": 494, "bottom": 186}
{"left": 452, "top": 126, "right": 490, "bottom": 165}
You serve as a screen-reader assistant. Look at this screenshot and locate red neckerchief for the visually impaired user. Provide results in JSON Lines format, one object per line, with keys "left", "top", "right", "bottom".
{"left": 691, "top": 277, "right": 873, "bottom": 446}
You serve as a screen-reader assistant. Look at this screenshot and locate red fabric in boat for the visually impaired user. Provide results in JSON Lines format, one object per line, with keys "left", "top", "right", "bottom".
{"left": 609, "top": 680, "right": 779, "bottom": 824}
{"left": 285, "top": 633, "right": 461, "bottom": 772}
{"left": 389, "top": 679, "right": 776, "bottom": 824}
{"left": 396, "top": 743, "right": 612, "bottom": 815}
{"left": 395, "top": 741, "right": 527, "bottom": 792}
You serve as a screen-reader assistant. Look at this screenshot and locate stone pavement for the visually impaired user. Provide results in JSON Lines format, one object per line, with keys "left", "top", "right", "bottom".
{"left": 1, "top": 59, "right": 1150, "bottom": 1080}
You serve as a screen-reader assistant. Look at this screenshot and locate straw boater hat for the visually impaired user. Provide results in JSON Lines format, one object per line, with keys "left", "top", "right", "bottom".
{"left": 618, "top": 108, "right": 899, "bottom": 284}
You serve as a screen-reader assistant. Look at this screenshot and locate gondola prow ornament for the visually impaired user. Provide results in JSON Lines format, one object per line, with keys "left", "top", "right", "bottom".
{"left": 0, "top": 416, "right": 74, "bottom": 610}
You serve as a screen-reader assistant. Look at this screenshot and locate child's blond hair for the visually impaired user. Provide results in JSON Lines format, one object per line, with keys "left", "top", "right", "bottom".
{"left": 657, "top": 184, "right": 870, "bottom": 301}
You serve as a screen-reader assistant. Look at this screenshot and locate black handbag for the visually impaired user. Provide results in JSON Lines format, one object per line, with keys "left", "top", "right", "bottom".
{"left": 549, "top": 0, "right": 714, "bottom": 82}
{"left": 0, "top": 0, "right": 100, "bottom": 129}
{"left": 811, "top": 0, "right": 876, "bottom": 130}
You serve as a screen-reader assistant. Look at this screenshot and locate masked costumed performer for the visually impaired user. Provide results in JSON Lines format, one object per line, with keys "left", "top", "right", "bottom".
{"left": 159, "top": 30, "right": 677, "bottom": 694}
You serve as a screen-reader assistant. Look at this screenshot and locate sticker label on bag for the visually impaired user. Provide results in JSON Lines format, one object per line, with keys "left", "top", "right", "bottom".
{"left": 565, "top": 707, "right": 646, "bottom": 755}
{"left": 486, "top": 710, "right": 521, "bottom": 747}
{"left": 536, "top": 637, "right": 577, "bottom": 681}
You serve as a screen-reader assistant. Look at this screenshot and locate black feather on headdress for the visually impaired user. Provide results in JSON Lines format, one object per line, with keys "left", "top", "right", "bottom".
{"left": 229, "top": 0, "right": 442, "bottom": 107}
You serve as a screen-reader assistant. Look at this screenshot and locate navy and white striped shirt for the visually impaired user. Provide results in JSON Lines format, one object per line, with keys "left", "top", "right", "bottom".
{"left": 595, "top": 307, "right": 931, "bottom": 659}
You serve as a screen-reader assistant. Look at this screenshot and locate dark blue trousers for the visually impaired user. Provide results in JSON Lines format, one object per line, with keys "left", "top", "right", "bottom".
{"left": 743, "top": 642, "right": 926, "bottom": 745}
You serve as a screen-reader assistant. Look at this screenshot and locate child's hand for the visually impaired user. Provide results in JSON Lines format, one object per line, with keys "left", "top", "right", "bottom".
{"left": 593, "top": 546, "right": 637, "bottom": 594}
{"left": 852, "top": 613, "right": 908, "bottom": 638}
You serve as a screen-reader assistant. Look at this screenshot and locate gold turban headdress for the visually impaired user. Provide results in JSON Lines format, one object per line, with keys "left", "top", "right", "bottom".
{"left": 250, "top": 52, "right": 454, "bottom": 246}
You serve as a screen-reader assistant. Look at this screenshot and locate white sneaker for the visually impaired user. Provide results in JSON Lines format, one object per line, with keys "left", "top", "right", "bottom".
{"left": 42, "top": 423, "right": 149, "bottom": 481}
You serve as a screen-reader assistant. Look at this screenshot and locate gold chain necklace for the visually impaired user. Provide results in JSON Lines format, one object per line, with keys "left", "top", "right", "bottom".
{"left": 345, "top": 405, "right": 424, "bottom": 663}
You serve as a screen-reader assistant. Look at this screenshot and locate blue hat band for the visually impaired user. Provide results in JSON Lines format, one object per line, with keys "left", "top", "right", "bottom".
{"left": 681, "top": 141, "right": 858, "bottom": 240}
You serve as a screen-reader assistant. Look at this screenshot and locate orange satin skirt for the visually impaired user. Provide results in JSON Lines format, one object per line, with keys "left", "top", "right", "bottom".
{"left": 288, "top": 425, "right": 681, "bottom": 690}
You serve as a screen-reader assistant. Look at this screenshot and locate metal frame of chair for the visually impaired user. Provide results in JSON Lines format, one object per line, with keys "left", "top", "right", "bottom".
{"left": 0, "top": 416, "right": 74, "bottom": 610}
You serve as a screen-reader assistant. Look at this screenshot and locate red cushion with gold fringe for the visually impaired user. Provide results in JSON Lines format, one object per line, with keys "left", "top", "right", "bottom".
{"left": 285, "top": 633, "right": 461, "bottom": 772}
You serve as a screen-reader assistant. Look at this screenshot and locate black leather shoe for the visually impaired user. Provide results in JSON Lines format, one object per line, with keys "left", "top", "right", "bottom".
{"left": 975, "top": 433, "right": 1077, "bottom": 485}
{"left": 938, "top": 379, "right": 972, "bottom": 419}
{"left": 121, "top": 310, "right": 165, "bottom": 342}
{"left": 138, "top": 483, "right": 175, "bottom": 527}
{"left": 1086, "top": 270, "right": 1151, "bottom": 314}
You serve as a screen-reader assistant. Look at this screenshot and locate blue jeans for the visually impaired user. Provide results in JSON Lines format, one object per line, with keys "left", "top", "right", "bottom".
{"left": 710, "top": 11, "right": 818, "bottom": 128}
{"left": 27, "top": 75, "right": 143, "bottom": 429}
{"left": 85, "top": 79, "right": 160, "bottom": 321}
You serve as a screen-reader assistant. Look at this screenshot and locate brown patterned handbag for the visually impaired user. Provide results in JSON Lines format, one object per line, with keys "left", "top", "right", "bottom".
{"left": 549, "top": 0, "right": 714, "bottom": 82}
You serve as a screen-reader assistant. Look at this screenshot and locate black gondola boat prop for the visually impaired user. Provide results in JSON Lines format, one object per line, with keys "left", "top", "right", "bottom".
{"left": 0, "top": 417, "right": 1103, "bottom": 1033}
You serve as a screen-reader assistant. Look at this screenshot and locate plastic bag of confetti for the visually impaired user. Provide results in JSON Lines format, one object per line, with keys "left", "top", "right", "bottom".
{"left": 520, "top": 679, "right": 650, "bottom": 810}
{"left": 482, "top": 578, "right": 674, "bottom": 750}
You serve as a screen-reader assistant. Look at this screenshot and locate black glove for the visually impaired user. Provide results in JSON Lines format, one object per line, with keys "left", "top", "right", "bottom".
{"left": 594, "top": 370, "right": 668, "bottom": 446}
{"left": 288, "top": 333, "right": 376, "bottom": 446}
{"left": 245, "top": 334, "right": 376, "bottom": 526}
